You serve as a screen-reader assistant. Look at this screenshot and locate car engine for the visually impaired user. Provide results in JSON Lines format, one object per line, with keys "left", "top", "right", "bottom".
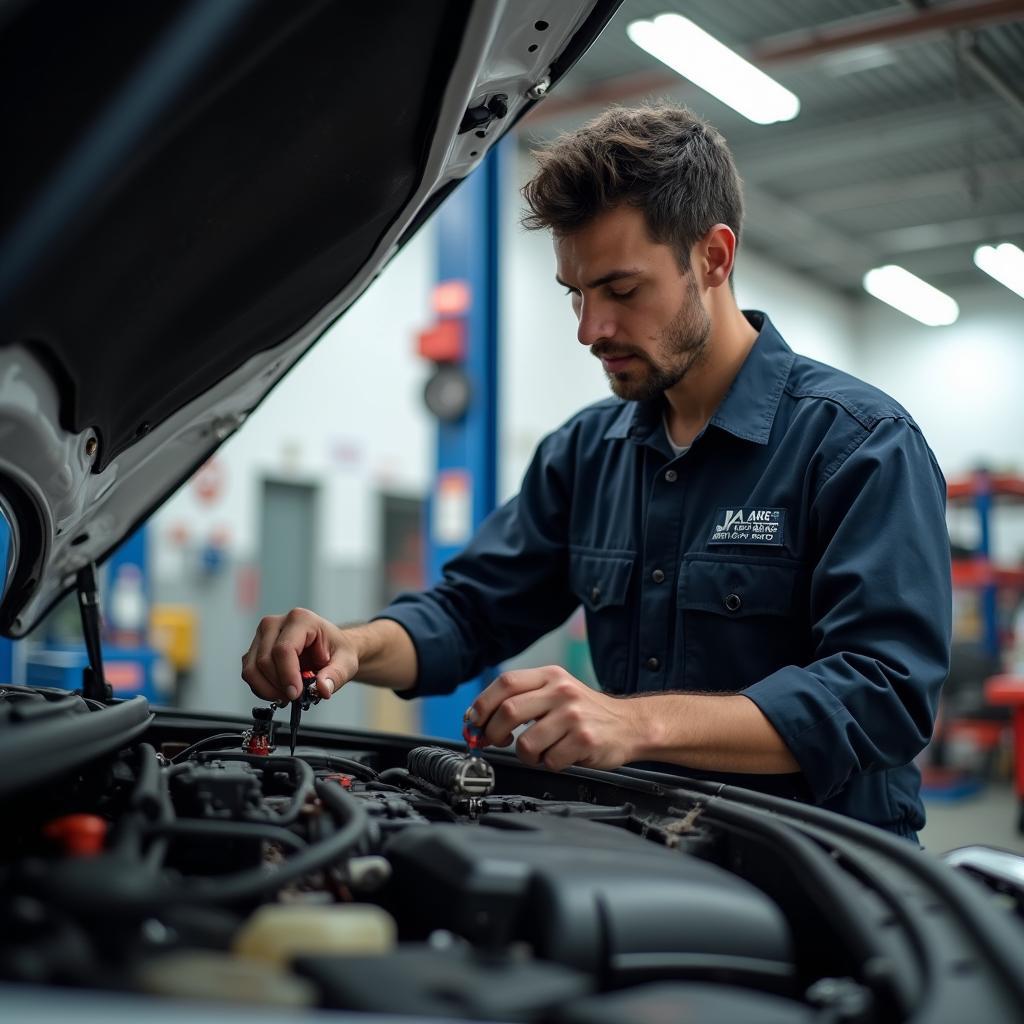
{"left": 2, "top": 685, "right": 1023, "bottom": 1023}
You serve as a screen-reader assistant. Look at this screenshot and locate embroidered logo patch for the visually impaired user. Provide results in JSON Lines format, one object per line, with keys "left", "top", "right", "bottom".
{"left": 708, "top": 508, "right": 786, "bottom": 546}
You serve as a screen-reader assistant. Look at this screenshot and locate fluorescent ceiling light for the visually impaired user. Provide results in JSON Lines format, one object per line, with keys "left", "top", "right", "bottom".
{"left": 627, "top": 14, "right": 799, "bottom": 125}
{"left": 863, "top": 265, "right": 959, "bottom": 326}
{"left": 974, "top": 242, "right": 1024, "bottom": 300}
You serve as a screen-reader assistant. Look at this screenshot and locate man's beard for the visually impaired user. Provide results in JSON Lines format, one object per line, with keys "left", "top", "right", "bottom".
{"left": 596, "top": 275, "right": 711, "bottom": 402}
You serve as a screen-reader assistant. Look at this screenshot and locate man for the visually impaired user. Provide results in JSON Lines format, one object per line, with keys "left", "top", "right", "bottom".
{"left": 241, "top": 105, "right": 951, "bottom": 839}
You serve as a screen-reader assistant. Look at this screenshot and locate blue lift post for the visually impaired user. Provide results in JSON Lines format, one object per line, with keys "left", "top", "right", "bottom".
{"left": 420, "top": 145, "right": 505, "bottom": 740}
{"left": 0, "top": 512, "right": 12, "bottom": 683}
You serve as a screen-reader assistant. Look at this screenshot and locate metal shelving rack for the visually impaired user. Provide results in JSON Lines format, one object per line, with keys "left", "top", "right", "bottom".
{"left": 948, "top": 472, "right": 1024, "bottom": 659}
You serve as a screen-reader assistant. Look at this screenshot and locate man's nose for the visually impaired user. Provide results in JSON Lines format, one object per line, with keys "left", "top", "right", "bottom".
{"left": 576, "top": 298, "right": 615, "bottom": 347}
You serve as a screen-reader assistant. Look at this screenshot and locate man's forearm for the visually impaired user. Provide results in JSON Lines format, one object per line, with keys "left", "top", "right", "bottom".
{"left": 342, "top": 619, "right": 418, "bottom": 691}
{"left": 629, "top": 692, "right": 800, "bottom": 774}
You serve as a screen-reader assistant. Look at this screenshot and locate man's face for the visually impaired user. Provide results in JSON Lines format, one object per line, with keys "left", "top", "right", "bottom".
{"left": 554, "top": 205, "right": 711, "bottom": 401}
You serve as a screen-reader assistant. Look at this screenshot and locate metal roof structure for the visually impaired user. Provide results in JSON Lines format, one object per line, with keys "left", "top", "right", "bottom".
{"left": 519, "top": 0, "right": 1024, "bottom": 299}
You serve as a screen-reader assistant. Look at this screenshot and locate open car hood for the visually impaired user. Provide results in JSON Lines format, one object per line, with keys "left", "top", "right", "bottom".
{"left": 0, "top": 0, "right": 621, "bottom": 636}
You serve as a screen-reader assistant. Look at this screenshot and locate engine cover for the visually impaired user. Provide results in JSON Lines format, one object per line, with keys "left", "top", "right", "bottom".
{"left": 385, "top": 814, "right": 794, "bottom": 986}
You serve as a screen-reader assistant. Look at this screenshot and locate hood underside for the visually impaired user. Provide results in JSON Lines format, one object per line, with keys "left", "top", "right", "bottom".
{"left": 0, "top": 0, "right": 621, "bottom": 635}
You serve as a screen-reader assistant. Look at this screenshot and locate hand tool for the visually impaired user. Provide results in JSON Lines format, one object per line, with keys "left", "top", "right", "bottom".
{"left": 289, "top": 670, "right": 322, "bottom": 756}
{"left": 462, "top": 714, "right": 484, "bottom": 752}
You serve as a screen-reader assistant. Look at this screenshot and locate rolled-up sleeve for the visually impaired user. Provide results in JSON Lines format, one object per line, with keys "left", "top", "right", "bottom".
{"left": 743, "top": 417, "right": 952, "bottom": 803}
{"left": 374, "top": 433, "right": 580, "bottom": 699}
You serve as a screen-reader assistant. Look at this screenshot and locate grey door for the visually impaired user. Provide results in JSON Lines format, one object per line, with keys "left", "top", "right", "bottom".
{"left": 259, "top": 480, "right": 317, "bottom": 616}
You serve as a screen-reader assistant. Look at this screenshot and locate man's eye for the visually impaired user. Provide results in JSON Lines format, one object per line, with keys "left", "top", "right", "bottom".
{"left": 564, "top": 287, "right": 579, "bottom": 297}
{"left": 610, "top": 287, "right": 637, "bottom": 300}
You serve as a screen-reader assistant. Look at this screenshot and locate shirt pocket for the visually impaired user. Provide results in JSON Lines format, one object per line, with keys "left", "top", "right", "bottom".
{"left": 679, "top": 557, "right": 806, "bottom": 692}
{"left": 569, "top": 550, "right": 635, "bottom": 693}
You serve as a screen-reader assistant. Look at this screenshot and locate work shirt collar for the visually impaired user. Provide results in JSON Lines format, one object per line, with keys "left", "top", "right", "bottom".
{"left": 603, "top": 310, "right": 796, "bottom": 449}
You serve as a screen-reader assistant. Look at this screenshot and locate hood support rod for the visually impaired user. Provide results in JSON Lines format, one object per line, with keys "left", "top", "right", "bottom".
{"left": 77, "top": 563, "right": 111, "bottom": 703}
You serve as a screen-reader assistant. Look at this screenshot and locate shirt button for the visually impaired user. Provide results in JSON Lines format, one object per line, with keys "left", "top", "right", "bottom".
{"left": 645, "top": 656, "right": 660, "bottom": 671}
{"left": 590, "top": 585, "right": 601, "bottom": 603}
{"left": 724, "top": 593, "right": 742, "bottom": 612}
{"left": 651, "top": 568, "right": 665, "bottom": 583}
{"left": 665, "top": 469, "right": 678, "bottom": 482}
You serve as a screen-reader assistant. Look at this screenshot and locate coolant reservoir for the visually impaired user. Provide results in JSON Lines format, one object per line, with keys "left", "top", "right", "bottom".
{"left": 136, "top": 951, "right": 315, "bottom": 1006}
{"left": 233, "top": 903, "right": 397, "bottom": 966}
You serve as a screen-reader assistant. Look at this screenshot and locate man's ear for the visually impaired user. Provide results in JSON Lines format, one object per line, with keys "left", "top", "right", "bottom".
{"left": 695, "top": 223, "right": 737, "bottom": 289}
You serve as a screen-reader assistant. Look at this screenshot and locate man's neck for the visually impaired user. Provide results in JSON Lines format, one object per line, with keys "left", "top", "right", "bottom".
{"left": 663, "top": 299, "right": 758, "bottom": 448}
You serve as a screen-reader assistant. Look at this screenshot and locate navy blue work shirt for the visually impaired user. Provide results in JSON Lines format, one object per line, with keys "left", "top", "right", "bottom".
{"left": 378, "top": 312, "right": 952, "bottom": 836}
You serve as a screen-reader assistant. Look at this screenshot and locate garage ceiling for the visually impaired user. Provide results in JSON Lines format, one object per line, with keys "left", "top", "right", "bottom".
{"left": 520, "top": 0, "right": 1024, "bottom": 300}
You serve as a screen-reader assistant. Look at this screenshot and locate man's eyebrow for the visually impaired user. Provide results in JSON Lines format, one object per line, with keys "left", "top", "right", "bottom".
{"left": 555, "top": 268, "right": 643, "bottom": 290}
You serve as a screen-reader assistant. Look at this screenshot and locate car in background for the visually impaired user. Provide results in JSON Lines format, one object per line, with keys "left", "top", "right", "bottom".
{"left": 1, "top": 2, "right": 1023, "bottom": 1021}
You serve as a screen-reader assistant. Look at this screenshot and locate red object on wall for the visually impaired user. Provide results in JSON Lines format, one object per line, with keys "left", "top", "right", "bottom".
{"left": 417, "top": 319, "right": 466, "bottom": 363}
{"left": 432, "top": 279, "right": 471, "bottom": 316}
{"left": 237, "top": 564, "right": 260, "bottom": 609}
{"left": 192, "top": 458, "right": 226, "bottom": 504}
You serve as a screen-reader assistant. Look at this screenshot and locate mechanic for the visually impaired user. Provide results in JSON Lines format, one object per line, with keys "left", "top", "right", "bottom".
{"left": 241, "top": 104, "right": 952, "bottom": 840}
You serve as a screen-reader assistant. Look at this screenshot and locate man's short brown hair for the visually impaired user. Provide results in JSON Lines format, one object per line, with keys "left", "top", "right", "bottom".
{"left": 521, "top": 104, "right": 744, "bottom": 275}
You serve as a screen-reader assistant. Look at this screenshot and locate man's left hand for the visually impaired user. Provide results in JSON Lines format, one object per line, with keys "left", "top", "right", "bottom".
{"left": 466, "top": 666, "right": 650, "bottom": 772}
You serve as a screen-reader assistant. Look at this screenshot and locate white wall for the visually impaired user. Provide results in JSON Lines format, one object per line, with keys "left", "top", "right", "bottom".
{"left": 855, "top": 286, "right": 1024, "bottom": 479}
{"left": 854, "top": 285, "right": 1024, "bottom": 564}
{"left": 733, "top": 255, "right": 858, "bottom": 373}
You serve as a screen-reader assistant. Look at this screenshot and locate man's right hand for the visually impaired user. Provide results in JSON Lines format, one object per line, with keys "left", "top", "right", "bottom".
{"left": 241, "top": 608, "right": 358, "bottom": 704}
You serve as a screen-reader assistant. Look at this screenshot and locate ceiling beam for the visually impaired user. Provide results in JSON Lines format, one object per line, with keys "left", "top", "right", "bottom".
{"left": 742, "top": 183, "right": 879, "bottom": 269}
{"left": 751, "top": 0, "right": 1024, "bottom": 66}
{"left": 871, "top": 211, "right": 1024, "bottom": 253}
{"left": 961, "top": 37, "right": 1024, "bottom": 119}
{"left": 731, "top": 97, "right": 1008, "bottom": 181}
{"left": 799, "top": 157, "right": 1024, "bottom": 212}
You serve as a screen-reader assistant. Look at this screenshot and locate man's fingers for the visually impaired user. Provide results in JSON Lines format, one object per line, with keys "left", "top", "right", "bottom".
{"left": 243, "top": 656, "right": 280, "bottom": 702}
{"left": 537, "top": 733, "right": 587, "bottom": 773}
{"left": 265, "top": 615, "right": 319, "bottom": 699}
{"left": 242, "top": 621, "right": 284, "bottom": 701}
{"left": 314, "top": 640, "right": 361, "bottom": 700}
{"left": 481, "top": 689, "right": 556, "bottom": 748}
{"left": 243, "top": 610, "right": 359, "bottom": 704}
{"left": 468, "top": 668, "right": 551, "bottom": 729}
{"left": 270, "top": 638, "right": 305, "bottom": 700}
{"left": 513, "top": 713, "right": 569, "bottom": 768}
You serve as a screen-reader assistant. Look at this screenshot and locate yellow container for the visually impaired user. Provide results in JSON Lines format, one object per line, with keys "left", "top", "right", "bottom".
{"left": 150, "top": 604, "right": 198, "bottom": 672}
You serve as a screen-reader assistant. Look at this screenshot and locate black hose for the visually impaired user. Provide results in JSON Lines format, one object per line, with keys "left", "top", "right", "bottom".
{"left": 131, "top": 743, "right": 171, "bottom": 821}
{"left": 377, "top": 767, "right": 411, "bottom": 786}
{"left": 43, "top": 779, "right": 370, "bottom": 915}
{"left": 130, "top": 743, "right": 174, "bottom": 869}
{"left": 169, "top": 733, "right": 243, "bottom": 763}
{"left": 143, "top": 819, "right": 307, "bottom": 855}
{"left": 178, "top": 779, "right": 369, "bottom": 905}
{"left": 300, "top": 752, "right": 378, "bottom": 781}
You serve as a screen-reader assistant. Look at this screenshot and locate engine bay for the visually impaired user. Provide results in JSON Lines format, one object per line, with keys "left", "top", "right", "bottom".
{"left": 2, "top": 685, "right": 1023, "bottom": 1023}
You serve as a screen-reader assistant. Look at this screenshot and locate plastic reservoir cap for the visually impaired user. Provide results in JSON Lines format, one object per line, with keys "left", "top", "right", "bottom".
{"left": 135, "top": 950, "right": 316, "bottom": 1006}
{"left": 43, "top": 814, "right": 108, "bottom": 857}
{"left": 233, "top": 904, "right": 397, "bottom": 966}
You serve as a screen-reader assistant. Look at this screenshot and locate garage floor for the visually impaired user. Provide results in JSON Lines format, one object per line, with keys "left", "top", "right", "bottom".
{"left": 921, "top": 783, "right": 1024, "bottom": 855}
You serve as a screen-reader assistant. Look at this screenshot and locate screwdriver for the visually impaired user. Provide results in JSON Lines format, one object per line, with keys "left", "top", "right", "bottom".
{"left": 289, "top": 670, "right": 322, "bottom": 756}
